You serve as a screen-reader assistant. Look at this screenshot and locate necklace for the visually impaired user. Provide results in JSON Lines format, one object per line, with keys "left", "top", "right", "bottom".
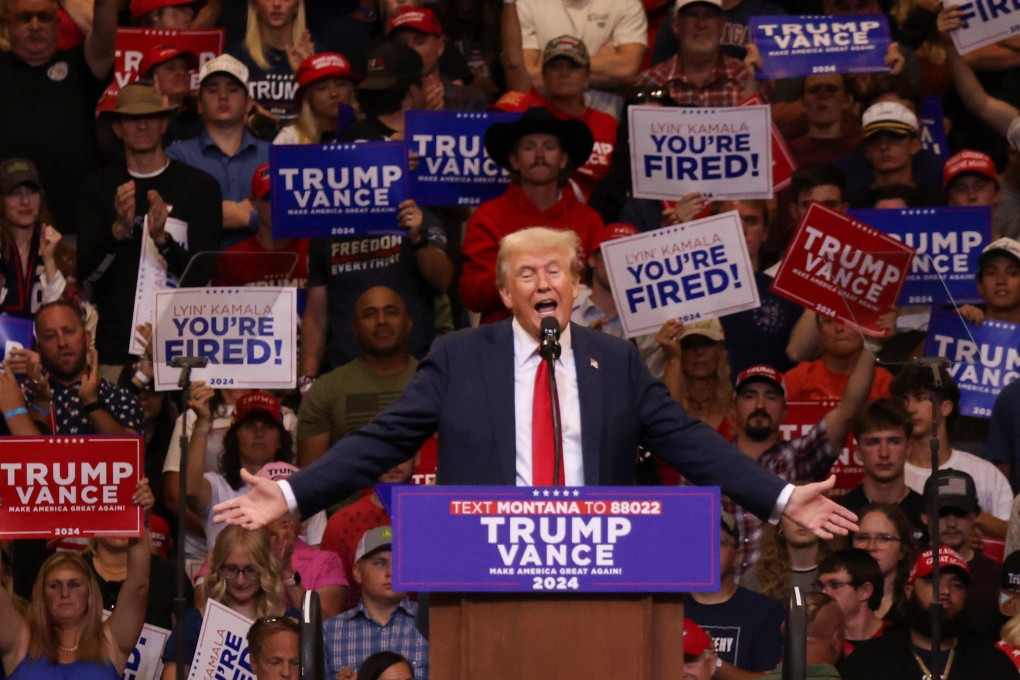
{"left": 912, "top": 643, "right": 956, "bottom": 680}
{"left": 58, "top": 643, "right": 78, "bottom": 653}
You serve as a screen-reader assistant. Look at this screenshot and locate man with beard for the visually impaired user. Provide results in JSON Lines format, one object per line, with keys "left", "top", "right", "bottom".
{"left": 922, "top": 470, "right": 1005, "bottom": 644}
{"left": 728, "top": 359, "right": 875, "bottom": 579}
{"left": 30, "top": 300, "right": 142, "bottom": 435}
{"left": 841, "top": 547, "right": 1017, "bottom": 679}
{"left": 297, "top": 286, "right": 418, "bottom": 467}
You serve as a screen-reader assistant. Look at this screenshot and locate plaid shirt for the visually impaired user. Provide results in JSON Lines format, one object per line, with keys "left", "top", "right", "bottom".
{"left": 323, "top": 598, "right": 428, "bottom": 679}
{"left": 633, "top": 52, "right": 753, "bottom": 108}
{"left": 724, "top": 420, "right": 835, "bottom": 580}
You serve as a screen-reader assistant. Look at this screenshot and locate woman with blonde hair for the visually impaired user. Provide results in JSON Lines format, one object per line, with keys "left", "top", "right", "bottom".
{"left": 229, "top": 0, "right": 313, "bottom": 138}
{"left": 274, "top": 52, "right": 360, "bottom": 145}
{"left": 0, "top": 528, "right": 151, "bottom": 678}
{"left": 161, "top": 525, "right": 288, "bottom": 679}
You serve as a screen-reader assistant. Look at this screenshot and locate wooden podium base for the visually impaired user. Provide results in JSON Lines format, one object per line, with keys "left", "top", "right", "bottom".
{"left": 429, "top": 592, "right": 684, "bottom": 679}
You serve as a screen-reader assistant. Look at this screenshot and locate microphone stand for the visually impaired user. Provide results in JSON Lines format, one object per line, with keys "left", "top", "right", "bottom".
{"left": 540, "top": 324, "right": 563, "bottom": 486}
{"left": 913, "top": 356, "right": 949, "bottom": 679}
{"left": 172, "top": 356, "right": 208, "bottom": 680}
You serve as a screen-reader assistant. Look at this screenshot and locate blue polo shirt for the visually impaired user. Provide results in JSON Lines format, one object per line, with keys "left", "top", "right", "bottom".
{"left": 166, "top": 128, "right": 270, "bottom": 247}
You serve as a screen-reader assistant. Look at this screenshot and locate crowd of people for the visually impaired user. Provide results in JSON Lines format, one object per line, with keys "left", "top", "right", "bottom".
{"left": 1, "top": 0, "right": 1020, "bottom": 676}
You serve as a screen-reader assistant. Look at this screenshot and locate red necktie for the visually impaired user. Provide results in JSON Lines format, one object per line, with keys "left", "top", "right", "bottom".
{"left": 532, "top": 359, "right": 563, "bottom": 485}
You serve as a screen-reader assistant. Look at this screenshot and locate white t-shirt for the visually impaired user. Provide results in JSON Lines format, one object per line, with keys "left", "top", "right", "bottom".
{"left": 904, "top": 448, "right": 1013, "bottom": 519}
{"left": 517, "top": 0, "right": 647, "bottom": 53}
{"left": 162, "top": 405, "right": 300, "bottom": 560}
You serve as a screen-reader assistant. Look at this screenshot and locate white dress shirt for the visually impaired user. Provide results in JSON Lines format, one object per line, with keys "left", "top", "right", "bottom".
{"left": 511, "top": 318, "right": 584, "bottom": 486}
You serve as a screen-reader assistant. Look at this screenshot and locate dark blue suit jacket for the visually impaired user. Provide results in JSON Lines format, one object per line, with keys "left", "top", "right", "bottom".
{"left": 289, "top": 321, "right": 786, "bottom": 519}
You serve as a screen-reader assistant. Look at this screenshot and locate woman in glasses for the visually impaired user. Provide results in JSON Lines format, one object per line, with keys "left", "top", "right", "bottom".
{"left": 851, "top": 503, "right": 917, "bottom": 625}
{"left": 161, "top": 525, "right": 290, "bottom": 679}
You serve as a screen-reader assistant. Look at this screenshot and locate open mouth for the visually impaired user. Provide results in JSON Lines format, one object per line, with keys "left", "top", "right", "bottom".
{"left": 534, "top": 300, "right": 557, "bottom": 315}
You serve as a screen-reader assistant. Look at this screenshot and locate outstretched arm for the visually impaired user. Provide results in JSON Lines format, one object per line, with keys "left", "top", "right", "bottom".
{"left": 784, "top": 477, "right": 859, "bottom": 539}
{"left": 213, "top": 469, "right": 289, "bottom": 529}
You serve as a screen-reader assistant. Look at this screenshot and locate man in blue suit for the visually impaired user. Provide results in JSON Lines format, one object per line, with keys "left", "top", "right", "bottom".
{"left": 214, "top": 227, "right": 858, "bottom": 538}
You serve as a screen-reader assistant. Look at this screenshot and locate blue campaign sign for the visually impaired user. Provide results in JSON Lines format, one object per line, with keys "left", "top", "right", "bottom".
{"left": 269, "top": 142, "right": 408, "bottom": 239}
{"left": 389, "top": 486, "right": 720, "bottom": 593}
{"left": 0, "top": 315, "right": 33, "bottom": 357}
{"left": 924, "top": 310, "right": 1020, "bottom": 418}
{"left": 406, "top": 110, "right": 518, "bottom": 207}
{"left": 921, "top": 96, "right": 948, "bottom": 157}
{"left": 750, "top": 15, "right": 890, "bottom": 79}
{"left": 849, "top": 207, "right": 991, "bottom": 306}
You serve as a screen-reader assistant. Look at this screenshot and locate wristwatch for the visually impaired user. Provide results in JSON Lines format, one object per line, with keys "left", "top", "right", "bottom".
{"left": 284, "top": 571, "right": 302, "bottom": 587}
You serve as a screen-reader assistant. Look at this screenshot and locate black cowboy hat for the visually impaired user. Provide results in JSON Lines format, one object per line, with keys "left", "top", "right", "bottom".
{"left": 484, "top": 106, "right": 594, "bottom": 171}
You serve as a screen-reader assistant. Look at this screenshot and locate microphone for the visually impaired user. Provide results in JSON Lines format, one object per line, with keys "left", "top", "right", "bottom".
{"left": 540, "top": 316, "right": 561, "bottom": 361}
{"left": 170, "top": 356, "right": 210, "bottom": 369}
{"left": 170, "top": 356, "right": 209, "bottom": 390}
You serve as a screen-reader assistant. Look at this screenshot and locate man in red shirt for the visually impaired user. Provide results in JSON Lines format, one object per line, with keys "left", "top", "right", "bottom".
{"left": 460, "top": 106, "right": 604, "bottom": 323}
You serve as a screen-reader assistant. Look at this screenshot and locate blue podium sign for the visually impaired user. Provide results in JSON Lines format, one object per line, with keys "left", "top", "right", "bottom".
{"left": 389, "top": 486, "right": 720, "bottom": 593}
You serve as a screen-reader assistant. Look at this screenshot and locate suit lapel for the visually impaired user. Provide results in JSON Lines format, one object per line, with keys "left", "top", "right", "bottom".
{"left": 482, "top": 321, "right": 517, "bottom": 485}
{"left": 571, "top": 324, "right": 604, "bottom": 485}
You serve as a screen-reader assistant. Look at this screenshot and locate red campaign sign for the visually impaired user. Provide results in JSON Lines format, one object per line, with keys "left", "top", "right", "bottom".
{"left": 0, "top": 437, "right": 143, "bottom": 539}
{"left": 781, "top": 401, "right": 862, "bottom": 497}
{"left": 113, "top": 28, "right": 225, "bottom": 94}
{"left": 771, "top": 202, "right": 914, "bottom": 335}
{"left": 741, "top": 95, "right": 796, "bottom": 191}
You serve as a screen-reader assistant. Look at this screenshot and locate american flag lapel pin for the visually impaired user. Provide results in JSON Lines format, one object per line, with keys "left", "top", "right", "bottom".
{"left": 590, "top": 358, "right": 599, "bottom": 370}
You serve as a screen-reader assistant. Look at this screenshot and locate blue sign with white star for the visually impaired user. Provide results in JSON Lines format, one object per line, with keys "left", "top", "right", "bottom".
{"left": 387, "top": 486, "right": 721, "bottom": 592}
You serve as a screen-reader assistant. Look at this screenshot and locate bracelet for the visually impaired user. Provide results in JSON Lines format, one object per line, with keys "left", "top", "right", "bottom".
{"left": 134, "top": 369, "right": 151, "bottom": 386}
{"left": 3, "top": 407, "right": 27, "bottom": 420}
{"left": 30, "top": 402, "right": 50, "bottom": 415}
{"left": 81, "top": 401, "right": 104, "bottom": 415}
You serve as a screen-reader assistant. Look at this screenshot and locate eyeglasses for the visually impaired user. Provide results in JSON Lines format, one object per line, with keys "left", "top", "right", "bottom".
{"left": 852, "top": 533, "right": 902, "bottom": 547}
{"left": 805, "top": 84, "right": 841, "bottom": 96}
{"left": 220, "top": 564, "right": 259, "bottom": 580}
{"left": 6, "top": 185, "right": 39, "bottom": 199}
{"left": 814, "top": 579, "right": 855, "bottom": 592}
{"left": 12, "top": 10, "right": 58, "bottom": 24}
{"left": 629, "top": 87, "right": 671, "bottom": 106}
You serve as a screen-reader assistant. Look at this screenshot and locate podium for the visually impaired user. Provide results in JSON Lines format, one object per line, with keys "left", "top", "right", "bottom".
{"left": 385, "top": 485, "right": 719, "bottom": 680}
{"left": 430, "top": 592, "right": 684, "bottom": 679}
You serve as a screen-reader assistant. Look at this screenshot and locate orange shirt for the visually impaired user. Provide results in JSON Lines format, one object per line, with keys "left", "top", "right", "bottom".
{"left": 784, "top": 359, "right": 893, "bottom": 402}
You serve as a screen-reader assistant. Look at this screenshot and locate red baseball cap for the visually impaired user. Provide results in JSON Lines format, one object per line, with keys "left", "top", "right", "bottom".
{"left": 734, "top": 365, "right": 785, "bottom": 395}
{"left": 595, "top": 222, "right": 639, "bottom": 251}
{"left": 683, "top": 619, "right": 713, "bottom": 657}
{"left": 942, "top": 149, "right": 997, "bottom": 188}
{"left": 909, "top": 547, "right": 971, "bottom": 584}
{"left": 251, "top": 163, "right": 270, "bottom": 200}
{"left": 147, "top": 514, "right": 172, "bottom": 559}
{"left": 129, "top": 0, "right": 205, "bottom": 20}
{"left": 139, "top": 44, "right": 198, "bottom": 78}
{"left": 387, "top": 7, "right": 443, "bottom": 36}
{"left": 295, "top": 52, "right": 362, "bottom": 93}
{"left": 488, "top": 90, "right": 539, "bottom": 113}
{"left": 233, "top": 391, "right": 282, "bottom": 424}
